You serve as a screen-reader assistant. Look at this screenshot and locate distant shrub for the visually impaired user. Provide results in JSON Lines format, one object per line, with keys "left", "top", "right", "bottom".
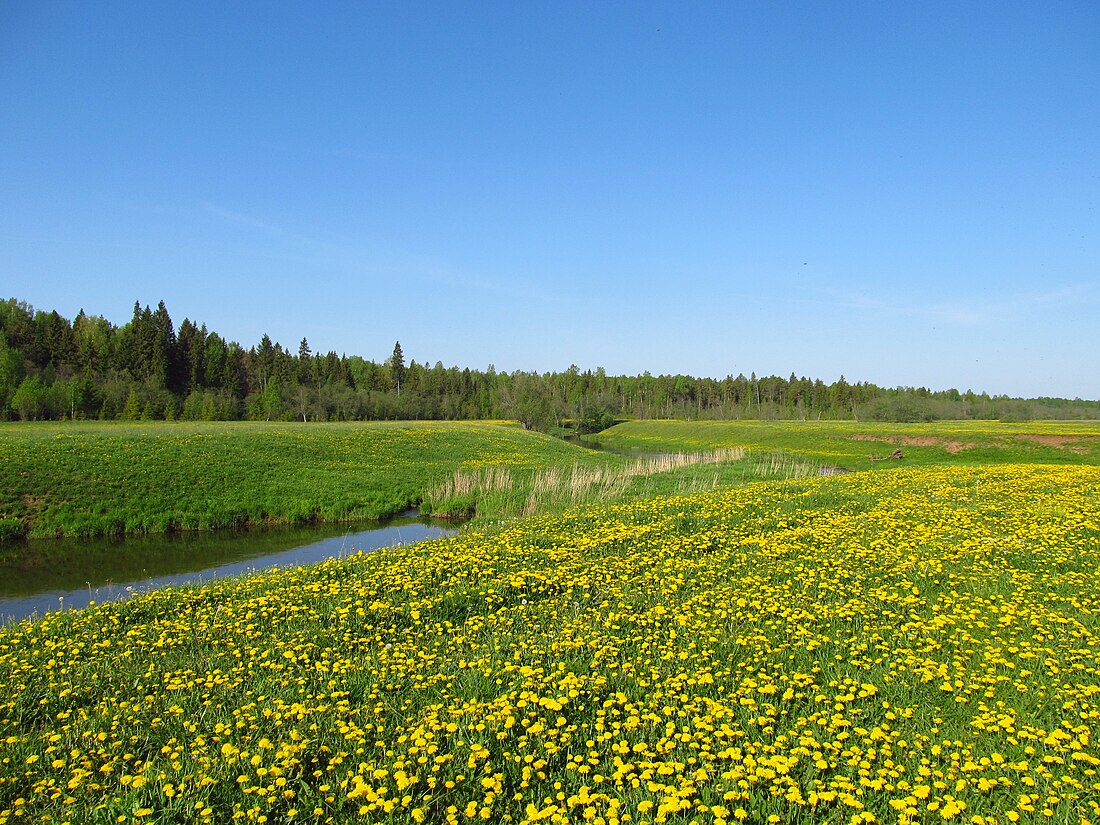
{"left": 0, "top": 517, "right": 27, "bottom": 543}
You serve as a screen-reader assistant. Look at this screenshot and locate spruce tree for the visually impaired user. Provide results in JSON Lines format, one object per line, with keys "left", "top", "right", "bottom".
{"left": 390, "top": 341, "right": 405, "bottom": 396}
{"left": 298, "top": 338, "right": 313, "bottom": 386}
{"left": 120, "top": 387, "right": 141, "bottom": 420}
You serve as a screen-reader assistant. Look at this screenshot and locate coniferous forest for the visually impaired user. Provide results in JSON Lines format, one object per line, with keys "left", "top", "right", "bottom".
{"left": 1, "top": 297, "right": 1096, "bottom": 427}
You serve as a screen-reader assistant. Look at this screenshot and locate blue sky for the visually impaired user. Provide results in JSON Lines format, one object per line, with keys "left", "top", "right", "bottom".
{"left": 2, "top": 2, "right": 1097, "bottom": 398}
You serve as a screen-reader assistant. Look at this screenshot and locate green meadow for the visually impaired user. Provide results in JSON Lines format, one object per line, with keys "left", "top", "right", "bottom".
{"left": 2, "top": 420, "right": 1100, "bottom": 823}
{"left": 0, "top": 420, "right": 795, "bottom": 542}
{"left": 588, "top": 419, "right": 1100, "bottom": 469}
{"left": 2, "top": 462, "right": 1099, "bottom": 824}
{"left": 4, "top": 419, "right": 1100, "bottom": 541}
{"left": 0, "top": 421, "right": 623, "bottom": 540}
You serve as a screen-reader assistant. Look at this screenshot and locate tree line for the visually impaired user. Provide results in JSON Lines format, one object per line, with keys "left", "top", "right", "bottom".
{"left": 1, "top": 297, "right": 1096, "bottom": 427}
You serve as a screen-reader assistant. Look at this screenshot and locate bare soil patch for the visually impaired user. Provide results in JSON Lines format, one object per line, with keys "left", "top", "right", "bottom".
{"left": 19, "top": 494, "right": 47, "bottom": 530}
{"left": 849, "top": 434, "right": 970, "bottom": 453}
{"left": 1016, "top": 435, "right": 1080, "bottom": 447}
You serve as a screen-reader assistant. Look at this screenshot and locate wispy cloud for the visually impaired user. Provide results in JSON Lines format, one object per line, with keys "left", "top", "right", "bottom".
{"left": 203, "top": 203, "right": 291, "bottom": 238}
{"left": 200, "top": 202, "right": 357, "bottom": 267}
{"left": 811, "top": 283, "right": 1095, "bottom": 326}
{"left": 201, "top": 201, "right": 561, "bottom": 306}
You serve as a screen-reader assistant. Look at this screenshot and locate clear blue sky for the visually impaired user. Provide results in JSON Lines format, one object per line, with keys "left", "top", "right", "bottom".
{"left": 2, "top": 2, "right": 1097, "bottom": 399}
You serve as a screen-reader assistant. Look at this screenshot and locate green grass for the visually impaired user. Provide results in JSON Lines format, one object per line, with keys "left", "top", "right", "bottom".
{"left": 589, "top": 419, "right": 1100, "bottom": 469}
{"left": 4, "top": 421, "right": 1100, "bottom": 821}
{"left": 0, "top": 421, "right": 616, "bottom": 539}
{"left": 6, "top": 419, "right": 1099, "bottom": 541}
{"left": 421, "top": 448, "right": 763, "bottom": 520}
{"left": 1, "top": 463, "right": 1098, "bottom": 824}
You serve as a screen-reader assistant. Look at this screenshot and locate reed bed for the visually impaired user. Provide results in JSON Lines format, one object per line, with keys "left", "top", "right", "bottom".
{"left": 425, "top": 465, "right": 515, "bottom": 501}
{"left": 426, "top": 447, "right": 747, "bottom": 518}
{"left": 748, "top": 451, "right": 823, "bottom": 480}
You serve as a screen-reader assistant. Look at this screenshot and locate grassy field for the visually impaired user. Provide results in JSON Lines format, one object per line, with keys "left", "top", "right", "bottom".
{"left": 1, "top": 463, "right": 1098, "bottom": 824}
{"left": 0, "top": 421, "right": 847, "bottom": 541}
{"left": 4, "top": 419, "right": 1100, "bottom": 540}
{"left": 589, "top": 420, "right": 1100, "bottom": 470}
{"left": 0, "top": 421, "right": 631, "bottom": 539}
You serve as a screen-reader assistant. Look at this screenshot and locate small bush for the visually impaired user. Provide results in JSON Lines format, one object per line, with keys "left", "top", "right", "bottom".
{"left": 0, "top": 517, "right": 27, "bottom": 543}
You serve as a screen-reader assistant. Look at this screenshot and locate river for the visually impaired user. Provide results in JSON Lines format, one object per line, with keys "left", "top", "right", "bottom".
{"left": 0, "top": 512, "right": 457, "bottom": 625}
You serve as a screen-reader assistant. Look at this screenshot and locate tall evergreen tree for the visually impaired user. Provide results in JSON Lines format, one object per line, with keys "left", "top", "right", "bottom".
{"left": 390, "top": 341, "right": 405, "bottom": 396}
{"left": 298, "top": 338, "right": 313, "bottom": 386}
{"left": 254, "top": 334, "right": 275, "bottom": 393}
{"left": 150, "top": 301, "right": 178, "bottom": 389}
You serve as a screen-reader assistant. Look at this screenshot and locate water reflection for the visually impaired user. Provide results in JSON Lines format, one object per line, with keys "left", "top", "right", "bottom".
{"left": 0, "top": 513, "right": 457, "bottom": 624}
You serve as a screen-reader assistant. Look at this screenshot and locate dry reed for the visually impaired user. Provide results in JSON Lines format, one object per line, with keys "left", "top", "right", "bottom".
{"left": 750, "top": 453, "right": 821, "bottom": 480}
{"left": 429, "top": 447, "right": 747, "bottom": 518}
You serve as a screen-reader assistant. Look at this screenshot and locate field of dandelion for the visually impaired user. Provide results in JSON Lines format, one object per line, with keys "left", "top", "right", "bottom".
{"left": 0, "top": 421, "right": 633, "bottom": 540}
{"left": 429, "top": 420, "right": 1100, "bottom": 522}
{"left": 1, "top": 462, "right": 1098, "bottom": 824}
{"left": 591, "top": 420, "right": 1100, "bottom": 471}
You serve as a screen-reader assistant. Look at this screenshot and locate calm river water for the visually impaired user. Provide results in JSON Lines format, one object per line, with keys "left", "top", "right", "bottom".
{"left": 0, "top": 512, "right": 457, "bottom": 625}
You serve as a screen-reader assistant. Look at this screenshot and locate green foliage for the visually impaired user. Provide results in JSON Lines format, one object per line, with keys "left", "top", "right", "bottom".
{"left": 0, "top": 337, "right": 23, "bottom": 419}
{"left": 503, "top": 371, "right": 556, "bottom": 431}
{"left": 4, "top": 296, "right": 1099, "bottom": 424}
{"left": 120, "top": 388, "right": 141, "bottom": 420}
{"left": 0, "top": 517, "right": 26, "bottom": 543}
{"left": 576, "top": 406, "right": 617, "bottom": 434}
{"left": 389, "top": 340, "right": 405, "bottom": 394}
{"left": 10, "top": 376, "right": 47, "bottom": 421}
